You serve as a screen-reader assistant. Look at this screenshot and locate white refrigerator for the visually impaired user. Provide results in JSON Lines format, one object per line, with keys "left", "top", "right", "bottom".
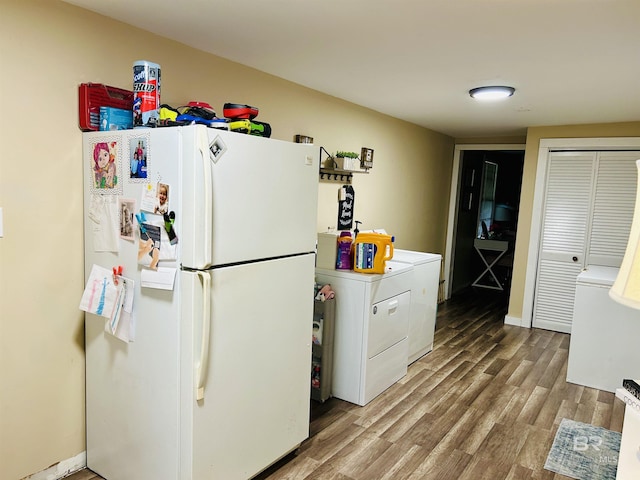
{"left": 82, "top": 125, "right": 318, "bottom": 479}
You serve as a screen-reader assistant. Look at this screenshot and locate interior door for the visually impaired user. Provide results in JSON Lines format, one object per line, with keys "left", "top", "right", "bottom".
{"left": 532, "top": 152, "right": 595, "bottom": 333}
{"left": 532, "top": 150, "right": 640, "bottom": 333}
{"left": 588, "top": 152, "right": 640, "bottom": 266}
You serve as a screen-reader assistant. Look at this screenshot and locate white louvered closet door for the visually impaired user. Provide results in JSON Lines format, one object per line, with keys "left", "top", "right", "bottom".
{"left": 588, "top": 152, "right": 640, "bottom": 266}
{"left": 533, "top": 152, "right": 595, "bottom": 333}
{"left": 533, "top": 151, "right": 640, "bottom": 333}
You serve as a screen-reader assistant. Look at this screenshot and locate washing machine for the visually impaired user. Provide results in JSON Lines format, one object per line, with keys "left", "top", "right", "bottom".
{"left": 315, "top": 261, "right": 413, "bottom": 406}
{"left": 392, "top": 249, "right": 442, "bottom": 364}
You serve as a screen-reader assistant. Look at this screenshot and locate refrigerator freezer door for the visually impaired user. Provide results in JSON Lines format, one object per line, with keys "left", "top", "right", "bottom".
{"left": 180, "top": 254, "right": 314, "bottom": 480}
{"left": 181, "top": 127, "right": 319, "bottom": 269}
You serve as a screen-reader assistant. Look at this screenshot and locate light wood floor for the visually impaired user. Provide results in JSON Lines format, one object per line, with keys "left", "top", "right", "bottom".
{"left": 66, "top": 288, "right": 625, "bottom": 480}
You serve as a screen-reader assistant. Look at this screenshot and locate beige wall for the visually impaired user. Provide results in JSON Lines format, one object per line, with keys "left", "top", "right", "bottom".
{"left": 2, "top": 2, "right": 638, "bottom": 479}
{"left": 0, "top": 1, "right": 454, "bottom": 478}
{"left": 507, "top": 122, "right": 640, "bottom": 321}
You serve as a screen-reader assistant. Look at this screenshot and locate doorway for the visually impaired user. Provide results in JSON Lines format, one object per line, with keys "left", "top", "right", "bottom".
{"left": 444, "top": 145, "right": 525, "bottom": 299}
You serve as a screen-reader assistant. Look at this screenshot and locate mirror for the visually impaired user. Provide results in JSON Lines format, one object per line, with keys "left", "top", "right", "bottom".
{"left": 477, "top": 161, "right": 498, "bottom": 238}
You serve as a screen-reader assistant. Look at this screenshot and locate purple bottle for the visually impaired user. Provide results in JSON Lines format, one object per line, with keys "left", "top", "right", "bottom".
{"left": 336, "top": 231, "right": 353, "bottom": 270}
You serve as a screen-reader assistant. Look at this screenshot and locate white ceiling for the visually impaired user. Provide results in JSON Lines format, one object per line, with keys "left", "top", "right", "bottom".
{"left": 62, "top": 0, "right": 640, "bottom": 138}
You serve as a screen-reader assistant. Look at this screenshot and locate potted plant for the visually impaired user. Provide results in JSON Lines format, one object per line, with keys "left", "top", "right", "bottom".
{"left": 334, "top": 151, "right": 360, "bottom": 170}
{"left": 336, "top": 151, "right": 359, "bottom": 159}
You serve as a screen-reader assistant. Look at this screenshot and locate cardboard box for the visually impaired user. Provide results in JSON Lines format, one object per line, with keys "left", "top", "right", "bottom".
{"left": 316, "top": 231, "right": 339, "bottom": 269}
{"left": 99, "top": 106, "right": 133, "bottom": 131}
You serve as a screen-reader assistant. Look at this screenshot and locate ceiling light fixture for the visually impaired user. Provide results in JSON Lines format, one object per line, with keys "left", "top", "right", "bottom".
{"left": 469, "top": 86, "right": 515, "bottom": 100}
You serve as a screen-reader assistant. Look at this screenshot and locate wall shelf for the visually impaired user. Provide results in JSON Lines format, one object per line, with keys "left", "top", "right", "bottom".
{"left": 318, "top": 147, "right": 369, "bottom": 182}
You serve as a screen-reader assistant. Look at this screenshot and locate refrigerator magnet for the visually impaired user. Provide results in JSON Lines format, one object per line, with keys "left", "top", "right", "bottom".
{"left": 209, "top": 136, "right": 227, "bottom": 163}
{"left": 163, "top": 211, "right": 178, "bottom": 245}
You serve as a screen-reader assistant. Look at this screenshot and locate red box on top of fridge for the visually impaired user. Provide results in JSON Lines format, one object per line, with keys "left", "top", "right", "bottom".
{"left": 79, "top": 83, "right": 133, "bottom": 131}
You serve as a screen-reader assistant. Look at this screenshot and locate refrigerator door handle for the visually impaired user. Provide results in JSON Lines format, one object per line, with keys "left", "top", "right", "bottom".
{"left": 197, "top": 128, "right": 213, "bottom": 268}
{"left": 195, "top": 270, "right": 211, "bottom": 401}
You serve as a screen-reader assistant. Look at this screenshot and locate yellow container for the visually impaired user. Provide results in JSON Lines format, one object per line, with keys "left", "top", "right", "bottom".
{"left": 353, "top": 233, "right": 394, "bottom": 274}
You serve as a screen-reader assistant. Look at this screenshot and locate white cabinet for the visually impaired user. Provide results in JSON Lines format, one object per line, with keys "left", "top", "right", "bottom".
{"left": 315, "top": 261, "right": 413, "bottom": 406}
{"left": 567, "top": 266, "right": 640, "bottom": 392}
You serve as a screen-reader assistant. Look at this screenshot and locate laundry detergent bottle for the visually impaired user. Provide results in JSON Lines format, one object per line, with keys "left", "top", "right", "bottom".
{"left": 335, "top": 231, "right": 353, "bottom": 269}
{"left": 353, "top": 232, "right": 394, "bottom": 273}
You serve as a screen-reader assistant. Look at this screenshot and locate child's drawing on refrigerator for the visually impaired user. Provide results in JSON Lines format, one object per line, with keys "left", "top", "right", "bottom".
{"left": 92, "top": 141, "right": 119, "bottom": 189}
{"left": 79, "top": 264, "right": 118, "bottom": 317}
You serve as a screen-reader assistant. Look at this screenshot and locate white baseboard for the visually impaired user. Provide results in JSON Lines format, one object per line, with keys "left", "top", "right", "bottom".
{"left": 24, "top": 451, "right": 86, "bottom": 480}
{"left": 531, "top": 318, "right": 571, "bottom": 334}
{"left": 504, "top": 314, "right": 527, "bottom": 328}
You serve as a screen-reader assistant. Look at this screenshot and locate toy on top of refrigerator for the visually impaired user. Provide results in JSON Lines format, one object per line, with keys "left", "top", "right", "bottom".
{"left": 223, "top": 103, "right": 259, "bottom": 120}
{"left": 158, "top": 101, "right": 228, "bottom": 129}
{"left": 180, "top": 101, "right": 217, "bottom": 120}
{"left": 175, "top": 101, "right": 226, "bottom": 128}
{"left": 224, "top": 102, "right": 271, "bottom": 137}
{"left": 158, "top": 104, "right": 180, "bottom": 125}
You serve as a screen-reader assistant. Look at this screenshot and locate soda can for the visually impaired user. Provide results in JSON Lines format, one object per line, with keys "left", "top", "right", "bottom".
{"left": 133, "top": 60, "right": 161, "bottom": 128}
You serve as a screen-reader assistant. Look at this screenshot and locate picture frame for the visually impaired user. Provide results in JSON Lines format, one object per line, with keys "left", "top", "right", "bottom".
{"left": 360, "top": 147, "right": 374, "bottom": 169}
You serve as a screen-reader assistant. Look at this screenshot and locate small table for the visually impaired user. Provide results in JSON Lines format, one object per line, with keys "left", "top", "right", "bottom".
{"left": 472, "top": 238, "right": 510, "bottom": 291}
